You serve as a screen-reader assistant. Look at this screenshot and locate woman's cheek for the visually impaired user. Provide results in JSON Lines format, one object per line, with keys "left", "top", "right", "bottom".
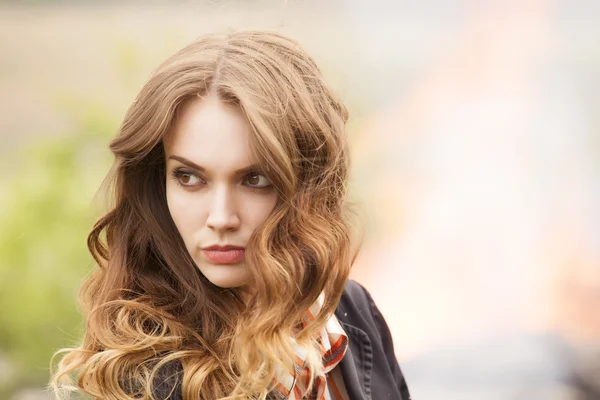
{"left": 244, "top": 194, "right": 278, "bottom": 226}
{"left": 167, "top": 190, "right": 199, "bottom": 235}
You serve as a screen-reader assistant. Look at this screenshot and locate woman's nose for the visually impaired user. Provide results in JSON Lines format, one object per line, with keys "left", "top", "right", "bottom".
{"left": 205, "top": 184, "right": 240, "bottom": 233}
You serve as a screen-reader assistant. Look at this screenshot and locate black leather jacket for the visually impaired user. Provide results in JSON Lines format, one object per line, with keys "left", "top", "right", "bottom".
{"left": 334, "top": 279, "right": 411, "bottom": 400}
{"left": 150, "top": 280, "right": 411, "bottom": 400}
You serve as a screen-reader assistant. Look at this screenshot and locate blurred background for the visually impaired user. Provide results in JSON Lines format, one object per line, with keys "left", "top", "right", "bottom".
{"left": 1, "top": 0, "right": 599, "bottom": 399}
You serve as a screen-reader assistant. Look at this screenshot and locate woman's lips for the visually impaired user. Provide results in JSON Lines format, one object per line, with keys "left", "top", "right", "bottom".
{"left": 202, "top": 248, "right": 245, "bottom": 264}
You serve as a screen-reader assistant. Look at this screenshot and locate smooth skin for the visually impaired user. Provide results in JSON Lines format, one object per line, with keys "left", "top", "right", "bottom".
{"left": 163, "top": 94, "right": 278, "bottom": 289}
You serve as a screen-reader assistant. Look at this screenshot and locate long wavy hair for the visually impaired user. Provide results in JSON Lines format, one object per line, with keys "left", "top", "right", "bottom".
{"left": 49, "top": 30, "right": 358, "bottom": 400}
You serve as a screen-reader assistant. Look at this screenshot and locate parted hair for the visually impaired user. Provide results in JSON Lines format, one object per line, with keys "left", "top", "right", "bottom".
{"left": 49, "top": 30, "right": 358, "bottom": 399}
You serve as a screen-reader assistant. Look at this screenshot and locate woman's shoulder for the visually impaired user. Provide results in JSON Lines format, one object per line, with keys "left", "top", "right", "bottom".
{"left": 335, "top": 279, "right": 380, "bottom": 323}
{"left": 336, "top": 279, "right": 412, "bottom": 399}
{"left": 341, "top": 279, "right": 373, "bottom": 298}
{"left": 335, "top": 278, "right": 394, "bottom": 346}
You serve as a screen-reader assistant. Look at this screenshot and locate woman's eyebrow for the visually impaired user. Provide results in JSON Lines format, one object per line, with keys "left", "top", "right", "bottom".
{"left": 168, "top": 155, "right": 261, "bottom": 175}
{"left": 168, "top": 155, "right": 205, "bottom": 171}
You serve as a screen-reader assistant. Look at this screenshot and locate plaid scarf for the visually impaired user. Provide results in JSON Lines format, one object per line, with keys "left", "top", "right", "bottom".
{"left": 271, "top": 292, "right": 348, "bottom": 400}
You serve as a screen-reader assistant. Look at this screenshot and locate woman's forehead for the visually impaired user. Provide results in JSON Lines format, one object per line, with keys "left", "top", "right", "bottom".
{"left": 163, "top": 96, "right": 264, "bottom": 173}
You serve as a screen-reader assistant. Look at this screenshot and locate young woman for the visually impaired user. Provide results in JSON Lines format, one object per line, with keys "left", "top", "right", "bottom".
{"left": 50, "top": 30, "right": 410, "bottom": 400}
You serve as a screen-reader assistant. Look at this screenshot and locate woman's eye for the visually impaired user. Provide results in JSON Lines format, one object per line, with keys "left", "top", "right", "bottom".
{"left": 244, "top": 173, "right": 272, "bottom": 188}
{"left": 172, "top": 170, "right": 203, "bottom": 187}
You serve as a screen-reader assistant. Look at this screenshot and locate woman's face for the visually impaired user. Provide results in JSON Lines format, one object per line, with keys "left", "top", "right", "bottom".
{"left": 163, "top": 95, "right": 278, "bottom": 289}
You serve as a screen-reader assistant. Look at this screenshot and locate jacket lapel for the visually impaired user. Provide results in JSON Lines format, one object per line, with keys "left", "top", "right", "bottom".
{"left": 337, "top": 320, "right": 373, "bottom": 400}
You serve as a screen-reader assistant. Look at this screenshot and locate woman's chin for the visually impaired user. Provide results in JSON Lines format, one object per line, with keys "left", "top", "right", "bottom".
{"left": 198, "top": 263, "right": 251, "bottom": 289}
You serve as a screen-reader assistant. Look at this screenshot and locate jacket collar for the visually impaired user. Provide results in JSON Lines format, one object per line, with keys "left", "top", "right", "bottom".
{"left": 336, "top": 318, "right": 373, "bottom": 400}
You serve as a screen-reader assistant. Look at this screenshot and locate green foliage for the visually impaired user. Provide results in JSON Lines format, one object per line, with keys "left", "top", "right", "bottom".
{"left": 0, "top": 99, "right": 117, "bottom": 395}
